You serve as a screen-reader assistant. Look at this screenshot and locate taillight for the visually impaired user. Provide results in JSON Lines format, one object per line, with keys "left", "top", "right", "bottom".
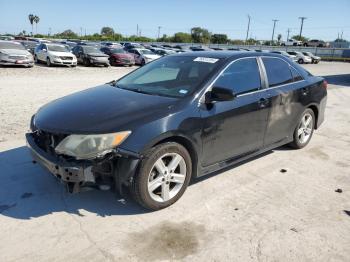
{"left": 321, "top": 80, "right": 328, "bottom": 89}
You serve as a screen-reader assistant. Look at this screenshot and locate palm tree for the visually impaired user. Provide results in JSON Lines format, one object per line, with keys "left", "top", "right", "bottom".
{"left": 33, "top": 16, "right": 40, "bottom": 35}
{"left": 28, "top": 14, "right": 35, "bottom": 36}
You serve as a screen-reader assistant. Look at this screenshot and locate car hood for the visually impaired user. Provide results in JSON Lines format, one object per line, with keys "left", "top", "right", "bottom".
{"left": 87, "top": 52, "right": 108, "bottom": 57}
{"left": 0, "top": 48, "right": 31, "bottom": 56}
{"left": 49, "top": 51, "right": 74, "bottom": 57}
{"left": 34, "top": 84, "right": 178, "bottom": 134}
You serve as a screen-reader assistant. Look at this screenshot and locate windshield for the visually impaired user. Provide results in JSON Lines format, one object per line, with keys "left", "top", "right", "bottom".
{"left": 116, "top": 56, "right": 222, "bottom": 98}
{"left": 111, "top": 48, "right": 127, "bottom": 54}
{"left": 82, "top": 46, "right": 101, "bottom": 53}
{"left": 139, "top": 49, "right": 155, "bottom": 55}
{"left": 0, "top": 42, "right": 25, "bottom": 50}
{"left": 47, "top": 45, "right": 69, "bottom": 52}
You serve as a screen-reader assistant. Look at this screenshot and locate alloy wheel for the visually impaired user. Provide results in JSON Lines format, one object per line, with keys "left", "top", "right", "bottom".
{"left": 297, "top": 112, "right": 313, "bottom": 144}
{"left": 147, "top": 153, "right": 187, "bottom": 203}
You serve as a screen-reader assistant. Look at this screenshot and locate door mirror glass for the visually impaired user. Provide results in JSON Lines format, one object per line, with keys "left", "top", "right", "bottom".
{"left": 206, "top": 86, "right": 236, "bottom": 103}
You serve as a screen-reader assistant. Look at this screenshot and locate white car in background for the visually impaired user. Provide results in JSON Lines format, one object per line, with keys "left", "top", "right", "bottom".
{"left": 127, "top": 48, "right": 161, "bottom": 65}
{"left": 281, "top": 39, "right": 302, "bottom": 46}
{"left": 270, "top": 50, "right": 298, "bottom": 62}
{"left": 0, "top": 40, "right": 34, "bottom": 67}
{"left": 34, "top": 43, "right": 77, "bottom": 67}
{"left": 287, "top": 51, "right": 312, "bottom": 64}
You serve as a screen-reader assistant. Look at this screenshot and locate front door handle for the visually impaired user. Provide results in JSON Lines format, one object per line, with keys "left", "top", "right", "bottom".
{"left": 258, "top": 98, "right": 269, "bottom": 108}
{"left": 301, "top": 87, "right": 309, "bottom": 96}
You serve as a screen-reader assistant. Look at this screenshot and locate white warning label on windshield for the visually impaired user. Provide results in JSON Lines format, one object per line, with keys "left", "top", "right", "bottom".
{"left": 193, "top": 57, "right": 219, "bottom": 63}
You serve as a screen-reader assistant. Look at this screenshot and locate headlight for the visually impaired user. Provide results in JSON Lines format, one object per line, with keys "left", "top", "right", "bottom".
{"left": 52, "top": 55, "right": 60, "bottom": 59}
{"left": 55, "top": 131, "right": 131, "bottom": 159}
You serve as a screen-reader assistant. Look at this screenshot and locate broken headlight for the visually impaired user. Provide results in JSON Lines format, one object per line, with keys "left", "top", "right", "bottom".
{"left": 55, "top": 131, "right": 131, "bottom": 159}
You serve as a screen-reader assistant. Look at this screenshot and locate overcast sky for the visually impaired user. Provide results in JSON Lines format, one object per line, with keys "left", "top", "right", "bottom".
{"left": 0, "top": 0, "right": 349, "bottom": 41}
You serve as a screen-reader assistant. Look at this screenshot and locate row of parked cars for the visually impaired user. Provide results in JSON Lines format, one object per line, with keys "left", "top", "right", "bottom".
{"left": 0, "top": 39, "right": 321, "bottom": 68}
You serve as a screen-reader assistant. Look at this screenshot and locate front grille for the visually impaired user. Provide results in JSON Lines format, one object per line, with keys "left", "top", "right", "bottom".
{"left": 8, "top": 55, "right": 27, "bottom": 60}
{"left": 122, "top": 59, "right": 131, "bottom": 63}
{"left": 60, "top": 56, "right": 73, "bottom": 60}
{"left": 33, "top": 130, "right": 68, "bottom": 156}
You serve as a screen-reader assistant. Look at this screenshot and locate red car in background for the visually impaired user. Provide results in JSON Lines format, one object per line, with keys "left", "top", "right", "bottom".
{"left": 100, "top": 47, "right": 135, "bottom": 66}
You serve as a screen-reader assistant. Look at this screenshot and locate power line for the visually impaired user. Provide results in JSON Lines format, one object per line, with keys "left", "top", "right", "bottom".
{"left": 271, "top": 19, "right": 279, "bottom": 43}
{"left": 299, "top": 17, "right": 307, "bottom": 38}
{"left": 245, "top": 15, "right": 251, "bottom": 43}
{"left": 157, "top": 26, "right": 161, "bottom": 40}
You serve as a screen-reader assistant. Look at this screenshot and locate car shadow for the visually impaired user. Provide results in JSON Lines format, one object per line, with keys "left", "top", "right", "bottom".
{"left": 323, "top": 74, "right": 350, "bottom": 87}
{"left": 0, "top": 146, "right": 146, "bottom": 220}
{"left": 0, "top": 144, "right": 285, "bottom": 219}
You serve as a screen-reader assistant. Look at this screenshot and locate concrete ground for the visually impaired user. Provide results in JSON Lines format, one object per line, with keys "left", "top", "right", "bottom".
{"left": 0, "top": 62, "right": 349, "bottom": 262}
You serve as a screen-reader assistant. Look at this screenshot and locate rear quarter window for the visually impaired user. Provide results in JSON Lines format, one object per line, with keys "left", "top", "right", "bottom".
{"left": 262, "top": 57, "right": 293, "bottom": 87}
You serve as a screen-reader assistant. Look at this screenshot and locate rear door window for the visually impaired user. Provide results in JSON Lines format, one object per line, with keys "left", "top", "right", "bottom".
{"left": 214, "top": 58, "right": 261, "bottom": 95}
{"left": 262, "top": 57, "right": 293, "bottom": 87}
{"left": 290, "top": 66, "right": 304, "bottom": 82}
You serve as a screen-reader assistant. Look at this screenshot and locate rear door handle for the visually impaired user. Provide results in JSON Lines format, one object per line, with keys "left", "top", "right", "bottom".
{"left": 258, "top": 98, "right": 269, "bottom": 108}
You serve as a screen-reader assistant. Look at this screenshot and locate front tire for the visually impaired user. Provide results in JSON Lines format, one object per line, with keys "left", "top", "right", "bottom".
{"left": 131, "top": 142, "right": 192, "bottom": 210}
{"left": 46, "top": 57, "right": 51, "bottom": 67}
{"left": 290, "top": 108, "right": 315, "bottom": 149}
{"left": 298, "top": 58, "right": 304, "bottom": 64}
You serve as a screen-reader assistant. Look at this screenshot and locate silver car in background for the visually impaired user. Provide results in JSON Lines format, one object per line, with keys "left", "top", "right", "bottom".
{"left": 0, "top": 40, "right": 34, "bottom": 67}
{"left": 287, "top": 51, "right": 312, "bottom": 64}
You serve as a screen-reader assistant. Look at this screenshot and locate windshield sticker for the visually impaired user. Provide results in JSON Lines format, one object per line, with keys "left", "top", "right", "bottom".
{"left": 179, "top": 89, "right": 188, "bottom": 94}
{"left": 193, "top": 57, "right": 219, "bottom": 63}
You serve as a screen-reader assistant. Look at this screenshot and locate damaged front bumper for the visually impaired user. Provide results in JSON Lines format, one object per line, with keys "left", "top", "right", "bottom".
{"left": 25, "top": 132, "right": 140, "bottom": 194}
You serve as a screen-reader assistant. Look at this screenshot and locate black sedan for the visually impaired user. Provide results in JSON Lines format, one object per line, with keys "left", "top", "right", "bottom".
{"left": 26, "top": 51, "right": 327, "bottom": 210}
{"left": 72, "top": 45, "right": 109, "bottom": 66}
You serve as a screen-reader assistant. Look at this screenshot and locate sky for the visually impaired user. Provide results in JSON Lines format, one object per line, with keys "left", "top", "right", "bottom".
{"left": 0, "top": 0, "right": 349, "bottom": 41}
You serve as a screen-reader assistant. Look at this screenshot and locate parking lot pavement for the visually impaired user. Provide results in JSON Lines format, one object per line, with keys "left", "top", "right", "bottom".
{"left": 0, "top": 62, "right": 349, "bottom": 261}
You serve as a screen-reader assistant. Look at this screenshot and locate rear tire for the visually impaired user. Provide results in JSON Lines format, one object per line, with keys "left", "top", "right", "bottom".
{"left": 141, "top": 59, "right": 145, "bottom": 66}
{"left": 46, "top": 57, "right": 51, "bottom": 67}
{"left": 298, "top": 58, "right": 304, "bottom": 64}
{"left": 289, "top": 108, "right": 315, "bottom": 149}
{"left": 131, "top": 142, "right": 192, "bottom": 211}
{"left": 34, "top": 55, "right": 38, "bottom": 63}
{"left": 83, "top": 58, "right": 90, "bottom": 67}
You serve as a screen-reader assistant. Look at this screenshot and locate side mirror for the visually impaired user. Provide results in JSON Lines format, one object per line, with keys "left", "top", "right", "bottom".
{"left": 205, "top": 86, "right": 236, "bottom": 103}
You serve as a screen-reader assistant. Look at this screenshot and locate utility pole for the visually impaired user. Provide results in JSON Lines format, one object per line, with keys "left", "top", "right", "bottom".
{"left": 48, "top": 27, "right": 51, "bottom": 36}
{"left": 157, "top": 26, "right": 161, "bottom": 40}
{"left": 286, "top": 28, "right": 291, "bottom": 41}
{"left": 245, "top": 15, "right": 251, "bottom": 44}
{"left": 80, "top": 27, "right": 82, "bottom": 37}
{"left": 136, "top": 24, "right": 139, "bottom": 37}
{"left": 271, "top": 19, "right": 278, "bottom": 44}
{"left": 341, "top": 31, "right": 343, "bottom": 40}
{"left": 298, "top": 17, "right": 307, "bottom": 39}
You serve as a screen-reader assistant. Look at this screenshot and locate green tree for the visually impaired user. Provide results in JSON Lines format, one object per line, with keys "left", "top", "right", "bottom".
{"left": 57, "top": 29, "right": 78, "bottom": 39}
{"left": 33, "top": 15, "right": 40, "bottom": 35}
{"left": 28, "top": 14, "right": 35, "bottom": 36}
{"left": 277, "top": 34, "right": 282, "bottom": 42}
{"left": 246, "top": 38, "right": 259, "bottom": 45}
{"left": 101, "top": 27, "right": 115, "bottom": 36}
{"left": 292, "top": 35, "right": 308, "bottom": 42}
{"left": 191, "top": 27, "right": 211, "bottom": 43}
{"left": 172, "top": 32, "right": 192, "bottom": 43}
{"left": 211, "top": 34, "right": 228, "bottom": 44}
